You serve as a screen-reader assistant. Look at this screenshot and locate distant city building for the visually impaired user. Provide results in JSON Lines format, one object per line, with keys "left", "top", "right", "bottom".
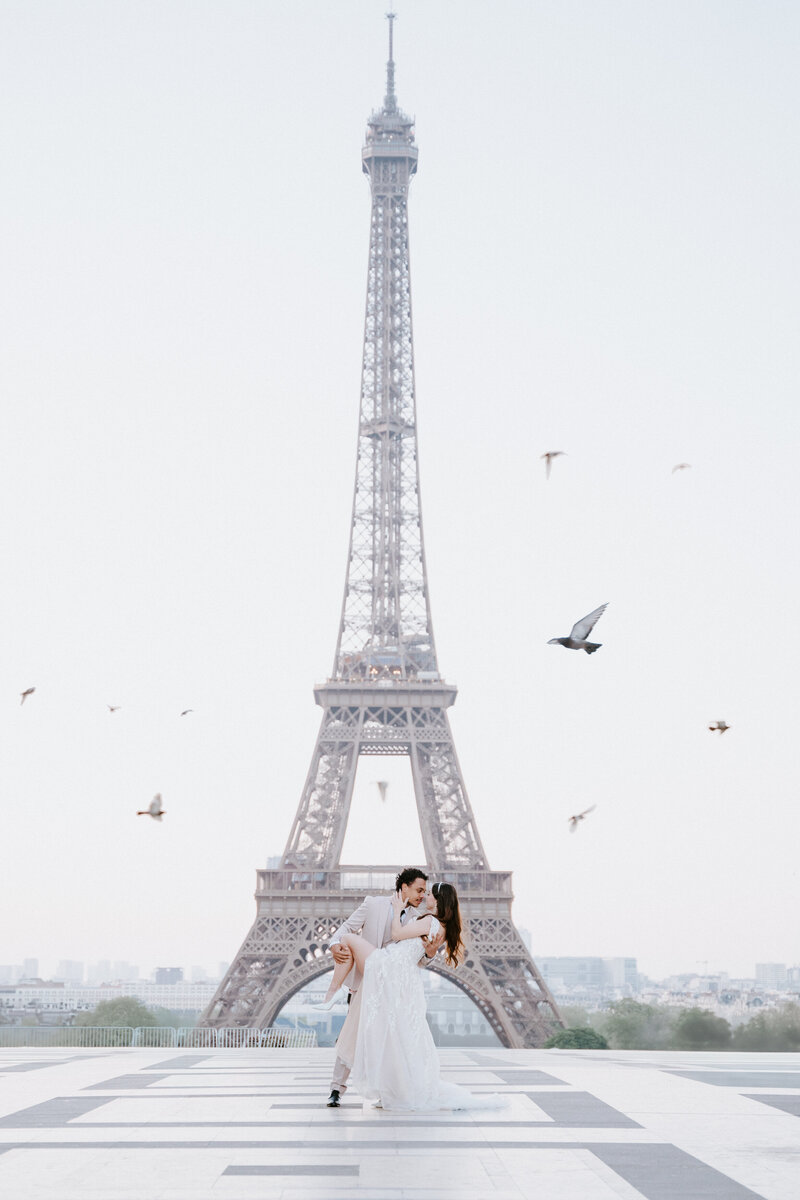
{"left": 537, "top": 956, "right": 639, "bottom": 994}
{"left": 55, "top": 960, "right": 84, "bottom": 984}
{"left": 756, "top": 963, "right": 788, "bottom": 989}
{"left": 0, "top": 980, "right": 218, "bottom": 1019}
{"left": 87, "top": 960, "right": 112, "bottom": 985}
{"left": 112, "top": 961, "right": 139, "bottom": 982}
{"left": 22, "top": 958, "right": 38, "bottom": 980}
{"left": 518, "top": 928, "right": 532, "bottom": 951}
{"left": 603, "top": 958, "right": 639, "bottom": 989}
{"left": 154, "top": 967, "right": 183, "bottom": 985}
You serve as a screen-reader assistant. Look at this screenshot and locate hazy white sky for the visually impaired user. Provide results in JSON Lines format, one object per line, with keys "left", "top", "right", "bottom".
{"left": 1, "top": 1, "right": 798, "bottom": 985}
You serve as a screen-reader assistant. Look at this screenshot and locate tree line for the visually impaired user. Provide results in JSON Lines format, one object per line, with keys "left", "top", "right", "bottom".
{"left": 545, "top": 1000, "right": 800, "bottom": 1051}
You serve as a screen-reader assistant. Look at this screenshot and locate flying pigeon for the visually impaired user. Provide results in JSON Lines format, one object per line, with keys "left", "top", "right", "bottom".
{"left": 540, "top": 451, "right": 566, "bottom": 480}
{"left": 107, "top": 704, "right": 120, "bottom": 713}
{"left": 568, "top": 805, "right": 596, "bottom": 833}
{"left": 672, "top": 463, "right": 692, "bottom": 474}
{"left": 20, "top": 687, "right": 35, "bottom": 706}
{"left": 180, "top": 709, "right": 194, "bottom": 717}
{"left": 376, "top": 780, "right": 389, "bottom": 803}
{"left": 708, "top": 721, "right": 730, "bottom": 734}
{"left": 548, "top": 604, "right": 608, "bottom": 654}
{"left": 136, "top": 793, "right": 166, "bottom": 821}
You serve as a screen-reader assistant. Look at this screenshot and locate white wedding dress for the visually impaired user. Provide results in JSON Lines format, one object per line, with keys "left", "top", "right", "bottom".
{"left": 349, "top": 916, "right": 507, "bottom": 1112}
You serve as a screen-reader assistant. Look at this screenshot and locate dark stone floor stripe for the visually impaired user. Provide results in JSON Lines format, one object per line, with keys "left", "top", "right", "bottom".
{"left": 272, "top": 1103, "right": 364, "bottom": 1109}
{"left": 0, "top": 1139, "right": 661, "bottom": 1151}
{"left": 530, "top": 1090, "right": 641, "bottom": 1129}
{"left": 0, "top": 1097, "right": 113, "bottom": 1128}
{"left": 144, "top": 1056, "right": 213, "bottom": 1070}
{"left": 743, "top": 1093, "right": 800, "bottom": 1117}
{"left": 83, "top": 1074, "right": 169, "bottom": 1090}
{"left": 667, "top": 1070, "right": 800, "bottom": 1089}
{"left": 0, "top": 1061, "right": 61, "bottom": 1073}
{"left": 591, "top": 1144, "right": 765, "bottom": 1199}
{"left": 224, "top": 1165, "right": 359, "bottom": 1176}
{"left": 492, "top": 1070, "right": 570, "bottom": 1086}
{"left": 0, "top": 1119, "right": 629, "bottom": 1129}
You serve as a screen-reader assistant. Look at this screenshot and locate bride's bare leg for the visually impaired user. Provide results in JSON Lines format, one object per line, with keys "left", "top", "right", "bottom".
{"left": 324, "top": 933, "right": 378, "bottom": 1000}
{"left": 324, "top": 946, "right": 354, "bottom": 1001}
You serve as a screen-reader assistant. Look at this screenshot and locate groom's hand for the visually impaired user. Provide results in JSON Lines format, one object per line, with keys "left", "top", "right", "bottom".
{"left": 425, "top": 928, "right": 446, "bottom": 958}
{"left": 331, "top": 944, "right": 352, "bottom": 965}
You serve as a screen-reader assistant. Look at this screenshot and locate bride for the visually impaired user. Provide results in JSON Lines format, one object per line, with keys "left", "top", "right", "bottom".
{"left": 324, "top": 882, "right": 505, "bottom": 1112}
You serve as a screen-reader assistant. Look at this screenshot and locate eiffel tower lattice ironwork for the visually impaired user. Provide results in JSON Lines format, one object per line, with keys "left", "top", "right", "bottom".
{"left": 200, "top": 17, "right": 563, "bottom": 1048}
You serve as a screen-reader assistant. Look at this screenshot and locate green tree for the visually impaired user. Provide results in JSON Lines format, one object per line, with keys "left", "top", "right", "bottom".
{"left": 557, "top": 1005, "right": 593, "bottom": 1028}
{"left": 150, "top": 1007, "right": 197, "bottom": 1030}
{"left": 603, "top": 1000, "right": 675, "bottom": 1049}
{"left": 672, "top": 1007, "right": 731, "bottom": 1050}
{"left": 734, "top": 1003, "right": 800, "bottom": 1051}
{"left": 75, "top": 997, "right": 158, "bottom": 1028}
{"left": 545, "top": 1027, "right": 609, "bottom": 1049}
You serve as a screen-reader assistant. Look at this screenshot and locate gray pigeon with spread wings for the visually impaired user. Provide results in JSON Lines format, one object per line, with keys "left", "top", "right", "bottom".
{"left": 548, "top": 604, "right": 608, "bottom": 654}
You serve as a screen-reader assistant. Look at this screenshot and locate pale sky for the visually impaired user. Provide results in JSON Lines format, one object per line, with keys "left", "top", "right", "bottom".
{"left": 1, "top": 1, "right": 799, "bottom": 987}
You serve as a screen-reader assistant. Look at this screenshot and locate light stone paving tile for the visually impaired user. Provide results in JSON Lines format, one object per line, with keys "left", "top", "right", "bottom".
{"left": 358, "top": 1152, "right": 494, "bottom": 1190}
{"left": 72, "top": 1096, "right": 278, "bottom": 1123}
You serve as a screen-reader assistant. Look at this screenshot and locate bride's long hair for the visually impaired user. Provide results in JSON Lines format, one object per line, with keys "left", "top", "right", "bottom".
{"left": 432, "top": 882, "right": 464, "bottom": 967}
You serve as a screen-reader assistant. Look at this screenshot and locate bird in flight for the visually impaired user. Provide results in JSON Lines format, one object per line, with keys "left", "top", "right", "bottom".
{"left": 672, "top": 462, "right": 692, "bottom": 474}
{"left": 137, "top": 794, "right": 166, "bottom": 821}
{"left": 568, "top": 805, "right": 596, "bottom": 833}
{"left": 180, "top": 709, "right": 194, "bottom": 717}
{"left": 107, "top": 704, "right": 120, "bottom": 713}
{"left": 375, "top": 780, "right": 389, "bottom": 803}
{"left": 20, "top": 687, "right": 35, "bottom": 706}
{"left": 548, "top": 604, "right": 608, "bottom": 654}
{"left": 540, "top": 451, "right": 566, "bottom": 480}
{"left": 708, "top": 721, "right": 730, "bottom": 734}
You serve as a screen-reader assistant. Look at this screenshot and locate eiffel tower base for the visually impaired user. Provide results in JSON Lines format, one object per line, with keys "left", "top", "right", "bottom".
{"left": 200, "top": 867, "right": 563, "bottom": 1048}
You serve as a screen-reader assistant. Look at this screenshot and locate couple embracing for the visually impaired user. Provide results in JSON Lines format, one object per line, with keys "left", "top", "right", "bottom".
{"left": 323, "top": 867, "right": 504, "bottom": 1113}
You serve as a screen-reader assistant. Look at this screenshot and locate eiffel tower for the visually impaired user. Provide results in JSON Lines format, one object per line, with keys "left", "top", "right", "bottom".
{"left": 200, "top": 16, "right": 563, "bottom": 1048}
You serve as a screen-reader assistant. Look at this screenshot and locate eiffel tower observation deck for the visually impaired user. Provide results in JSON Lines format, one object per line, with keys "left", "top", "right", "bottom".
{"left": 200, "top": 16, "right": 562, "bottom": 1048}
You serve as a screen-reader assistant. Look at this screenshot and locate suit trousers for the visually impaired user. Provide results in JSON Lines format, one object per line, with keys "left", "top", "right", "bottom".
{"left": 330, "top": 987, "right": 362, "bottom": 1092}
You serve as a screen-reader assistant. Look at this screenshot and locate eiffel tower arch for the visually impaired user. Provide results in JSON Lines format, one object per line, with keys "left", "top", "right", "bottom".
{"left": 200, "top": 17, "right": 563, "bottom": 1048}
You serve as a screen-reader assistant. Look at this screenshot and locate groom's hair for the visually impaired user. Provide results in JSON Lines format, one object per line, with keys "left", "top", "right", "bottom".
{"left": 395, "top": 867, "right": 428, "bottom": 891}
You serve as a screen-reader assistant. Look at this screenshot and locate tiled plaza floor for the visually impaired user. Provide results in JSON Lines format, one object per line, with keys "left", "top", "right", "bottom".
{"left": 0, "top": 1047, "right": 798, "bottom": 1198}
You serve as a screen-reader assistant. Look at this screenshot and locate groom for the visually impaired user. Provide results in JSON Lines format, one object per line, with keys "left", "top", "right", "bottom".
{"left": 325, "top": 866, "right": 444, "bottom": 1108}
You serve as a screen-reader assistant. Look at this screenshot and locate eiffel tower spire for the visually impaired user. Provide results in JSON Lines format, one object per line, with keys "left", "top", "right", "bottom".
{"left": 200, "top": 18, "right": 562, "bottom": 1048}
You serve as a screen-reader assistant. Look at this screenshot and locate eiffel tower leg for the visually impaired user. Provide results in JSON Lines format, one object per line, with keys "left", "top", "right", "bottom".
{"left": 201, "top": 879, "right": 352, "bottom": 1028}
{"left": 282, "top": 707, "right": 362, "bottom": 870}
{"left": 408, "top": 712, "right": 563, "bottom": 1046}
{"left": 409, "top": 710, "right": 486, "bottom": 871}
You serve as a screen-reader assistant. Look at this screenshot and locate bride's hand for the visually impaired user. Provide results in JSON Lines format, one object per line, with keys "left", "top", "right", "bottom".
{"left": 391, "top": 891, "right": 403, "bottom": 915}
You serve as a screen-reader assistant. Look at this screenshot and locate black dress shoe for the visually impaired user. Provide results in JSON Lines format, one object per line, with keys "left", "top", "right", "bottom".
{"left": 326, "top": 1089, "right": 341, "bottom": 1108}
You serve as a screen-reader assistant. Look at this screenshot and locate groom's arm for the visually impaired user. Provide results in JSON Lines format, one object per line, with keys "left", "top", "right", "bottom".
{"left": 329, "top": 897, "right": 370, "bottom": 961}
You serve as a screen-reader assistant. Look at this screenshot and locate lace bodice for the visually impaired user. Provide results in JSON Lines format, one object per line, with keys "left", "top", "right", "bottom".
{"left": 386, "top": 914, "right": 439, "bottom": 964}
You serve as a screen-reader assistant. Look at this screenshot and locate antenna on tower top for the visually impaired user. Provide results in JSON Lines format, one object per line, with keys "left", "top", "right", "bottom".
{"left": 384, "top": 11, "right": 397, "bottom": 113}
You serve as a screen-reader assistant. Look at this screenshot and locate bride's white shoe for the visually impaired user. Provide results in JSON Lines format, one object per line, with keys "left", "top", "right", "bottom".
{"left": 312, "top": 987, "right": 346, "bottom": 1011}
